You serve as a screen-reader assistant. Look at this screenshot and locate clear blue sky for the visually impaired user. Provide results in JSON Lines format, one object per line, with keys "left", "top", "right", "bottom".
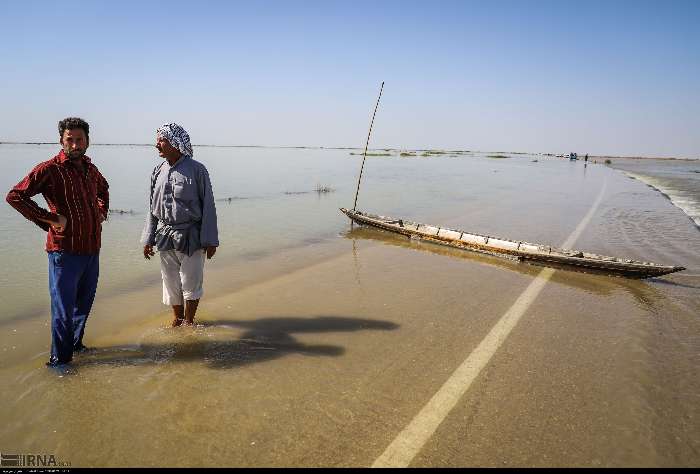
{"left": 1, "top": 0, "right": 698, "bottom": 157}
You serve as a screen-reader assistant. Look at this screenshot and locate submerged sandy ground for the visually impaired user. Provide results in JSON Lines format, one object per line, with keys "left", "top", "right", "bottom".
{"left": 1, "top": 243, "right": 698, "bottom": 466}
{"left": 1, "top": 178, "right": 699, "bottom": 467}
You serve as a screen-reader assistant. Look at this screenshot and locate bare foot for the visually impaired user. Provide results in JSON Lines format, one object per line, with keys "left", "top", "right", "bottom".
{"left": 171, "top": 318, "right": 184, "bottom": 327}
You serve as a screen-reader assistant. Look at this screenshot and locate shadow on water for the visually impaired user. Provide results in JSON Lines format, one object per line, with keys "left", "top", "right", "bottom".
{"left": 73, "top": 316, "right": 399, "bottom": 371}
{"left": 344, "top": 226, "right": 669, "bottom": 313}
{"left": 648, "top": 278, "right": 700, "bottom": 290}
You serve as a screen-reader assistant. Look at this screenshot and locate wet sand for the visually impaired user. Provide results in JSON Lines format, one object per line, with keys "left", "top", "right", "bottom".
{"left": 1, "top": 157, "right": 699, "bottom": 467}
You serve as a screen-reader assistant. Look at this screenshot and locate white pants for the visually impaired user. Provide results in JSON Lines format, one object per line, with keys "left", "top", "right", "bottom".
{"left": 159, "top": 249, "right": 206, "bottom": 305}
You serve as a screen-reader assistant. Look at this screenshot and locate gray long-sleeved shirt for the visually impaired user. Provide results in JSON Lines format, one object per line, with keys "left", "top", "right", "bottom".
{"left": 141, "top": 155, "right": 219, "bottom": 255}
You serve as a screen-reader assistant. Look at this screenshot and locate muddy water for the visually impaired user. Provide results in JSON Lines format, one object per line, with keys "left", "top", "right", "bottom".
{"left": 0, "top": 147, "right": 698, "bottom": 466}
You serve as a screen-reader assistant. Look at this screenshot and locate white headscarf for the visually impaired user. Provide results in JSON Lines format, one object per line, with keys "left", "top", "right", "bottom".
{"left": 157, "top": 123, "right": 193, "bottom": 157}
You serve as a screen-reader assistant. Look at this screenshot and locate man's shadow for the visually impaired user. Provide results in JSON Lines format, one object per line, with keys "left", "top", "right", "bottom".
{"left": 79, "top": 316, "right": 399, "bottom": 370}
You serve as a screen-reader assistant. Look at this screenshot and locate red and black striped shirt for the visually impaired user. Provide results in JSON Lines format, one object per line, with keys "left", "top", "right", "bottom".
{"left": 6, "top": 150, "right": 110, "bottom": 255}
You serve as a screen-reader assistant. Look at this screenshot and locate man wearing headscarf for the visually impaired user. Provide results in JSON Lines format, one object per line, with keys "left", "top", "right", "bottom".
{"left": 141, "top": 123, "right": 219, "bottom": 326}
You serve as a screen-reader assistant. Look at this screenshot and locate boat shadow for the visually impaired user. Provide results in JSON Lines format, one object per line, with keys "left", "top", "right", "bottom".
{"left": 344, "top": 226, "right": 666, "bottom": 308}
{"left": 646, "top": 278, "right": 700, "bottom": 290}
{"left": 75, "top": 315, "right": 399, "bottom": 370}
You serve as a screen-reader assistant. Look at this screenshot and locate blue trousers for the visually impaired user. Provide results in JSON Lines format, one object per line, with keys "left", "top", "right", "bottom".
{"left": 48, "top": 251, "right": 99, "bottom": 364}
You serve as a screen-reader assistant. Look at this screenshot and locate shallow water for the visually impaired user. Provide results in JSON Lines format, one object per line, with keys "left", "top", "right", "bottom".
{"left": 607, "top": 158, "right": 700, "bottom": 228}
{"left": 0, "top": 145, "right": 617, "bottom": 322}
{"left": 1, "top": 146, "right": 699, "bottom": 467}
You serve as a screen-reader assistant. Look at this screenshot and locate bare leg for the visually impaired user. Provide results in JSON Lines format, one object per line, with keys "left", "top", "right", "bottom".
{"left": 184, "top": 299, "right": 200, "bottom": 325}
{"left": 171, "top": 304, "right": 184, "bottom": 327}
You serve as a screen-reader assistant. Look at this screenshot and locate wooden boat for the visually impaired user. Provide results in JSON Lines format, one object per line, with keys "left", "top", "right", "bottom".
{"left": 340, "top": 208, "right": 685, "bottom": 278}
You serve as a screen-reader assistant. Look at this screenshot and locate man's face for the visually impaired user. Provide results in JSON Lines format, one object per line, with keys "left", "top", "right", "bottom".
{"left": 61, "top": 128, "right": 88, "bottom": 160}
{"left": 156, "top": 134, "right": 181, "bottom": 161}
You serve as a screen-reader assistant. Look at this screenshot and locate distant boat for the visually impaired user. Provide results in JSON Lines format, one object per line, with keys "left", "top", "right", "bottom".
{"left": 340, "top": 208, "right": 685, "bottom": 278}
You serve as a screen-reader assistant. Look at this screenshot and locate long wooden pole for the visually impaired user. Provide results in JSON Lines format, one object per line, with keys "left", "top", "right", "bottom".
{"left": 353, "top": 81, "right": 384, "bottom": 211}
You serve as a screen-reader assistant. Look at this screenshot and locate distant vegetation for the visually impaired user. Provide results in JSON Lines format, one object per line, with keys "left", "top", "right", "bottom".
{"left": 349, "top": 152, "right": 391, "bottom": 156}
{"left": 487, "top": 154, "right": 510, "bottom": 159}
{"left": 604, "top": 159, "right": 612, "bottom": 165}
{"left": 219, "top": 196, "right": 250, "bottom": 201}
{"left": 314, "top": 184, "right": 335, "bottom": 194}
{"left": 284, "top": 185, "right": 335, "bottom": 195}
{"left": 347, "top": 149, "right": 473, "bottom": 158}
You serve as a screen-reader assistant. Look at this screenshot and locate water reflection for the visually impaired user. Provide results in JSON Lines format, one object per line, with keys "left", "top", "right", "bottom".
{"left": 646, "top": 278, "right": 700, "bottom": 290}
{"left": 344, "top": 226, "right": 667, "bottom": 311}
{"left": 351, "top": 239, "right": 363, "bottom": 289}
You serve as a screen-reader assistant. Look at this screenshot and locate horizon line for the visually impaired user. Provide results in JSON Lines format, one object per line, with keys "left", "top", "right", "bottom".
{"left": 0, "top": 141, "right": 696, "bottom": 161}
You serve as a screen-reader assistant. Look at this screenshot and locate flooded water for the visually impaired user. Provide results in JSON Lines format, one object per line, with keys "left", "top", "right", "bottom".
{"left": 1, "top": 145, "right": 699, "bottom": 467}
{"left": 0, "top": 145, "right": 623, "bottom": 322}
{"left": 607, "top": 158, "right": 700, "bottom": 229}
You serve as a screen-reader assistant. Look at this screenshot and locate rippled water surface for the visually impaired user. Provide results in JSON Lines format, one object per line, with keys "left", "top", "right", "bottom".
{"left": 608, "top": 158, "right": 700, "bottom": 228}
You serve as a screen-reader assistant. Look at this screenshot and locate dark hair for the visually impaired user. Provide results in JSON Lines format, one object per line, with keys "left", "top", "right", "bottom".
{"left": 58, "top": 117, "right": 90, "bottom": 140}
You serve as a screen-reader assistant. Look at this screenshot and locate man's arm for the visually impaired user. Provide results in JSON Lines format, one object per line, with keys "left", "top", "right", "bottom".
{"left": 197, "top": 166, "right": 219, "bottom": 259}
{"left": 6, "top": 164, "right": 64, "bottom": 231}
{"left": 141, "top": 165, "right": 160, "bottom": 259}
{"left": 95, "top": 168, "right": 110, "bottom": 222}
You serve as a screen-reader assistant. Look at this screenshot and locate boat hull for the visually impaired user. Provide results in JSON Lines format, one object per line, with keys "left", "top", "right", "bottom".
{"left": 340, "top": 208, "right": 685, "bottom": 278}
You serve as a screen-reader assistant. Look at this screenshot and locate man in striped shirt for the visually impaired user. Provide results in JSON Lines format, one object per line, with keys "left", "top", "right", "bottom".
{"left": 6, "top": 117, "right": 109, "bottom": 367}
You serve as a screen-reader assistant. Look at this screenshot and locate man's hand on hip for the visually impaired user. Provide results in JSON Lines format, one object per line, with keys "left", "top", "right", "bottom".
{"left": 47, "top": 214, "right": 67, "bottom": 231}
{"left": 206, "top": 246, "right": 217, "bottom": 259}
